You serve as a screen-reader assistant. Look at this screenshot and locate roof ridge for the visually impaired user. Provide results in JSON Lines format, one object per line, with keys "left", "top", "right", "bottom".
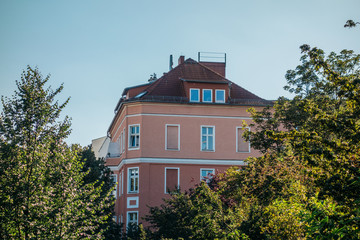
{"left": 143, "top": 57, "right": 189, "bottom": 96}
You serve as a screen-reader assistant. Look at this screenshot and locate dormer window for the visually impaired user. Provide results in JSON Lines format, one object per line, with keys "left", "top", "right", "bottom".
{"left": 190, "top": 88, "right": 200, "bottom": 102}
{"left": 202, "top": 89, "right": 212, "bottom": 103}
{"left": 215, "top": 89, "right": 225, "bottom": 103}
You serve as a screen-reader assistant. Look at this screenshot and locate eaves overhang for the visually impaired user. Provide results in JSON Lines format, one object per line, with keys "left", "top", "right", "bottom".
{"left": 121, "top": 82, "right": 151, "bottom": 96}
{"left": 180, "top": 78, "right": 228, "bottom": 84}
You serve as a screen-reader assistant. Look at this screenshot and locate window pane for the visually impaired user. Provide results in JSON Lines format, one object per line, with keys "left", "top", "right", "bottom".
{"left": 128, "top": 212, "right": 138, "bottom": 226}
{"left": 129, "top": 168, "right": 139, "bottom": 193}
{"left": 201, "top": 169, "right": 214, "bottom": 183}
{"left": 111, "top": 175, "right": 117, "bottom": 197}
{"left": 202, "top": 136, "right": 207, "bottom": 149}
{"left": 203, "top": 89, "right": 212, "bottom": 102}
{"left": 130, "top": 136, "right": 135, "bottom": 147}
{"left": 129, "top": 125, "right": 140, "bottom": 148}
{"left": 190, "top": 89, "right": 199, "bottom": 102}
{"left": 216, "top": 90, "right": 225, "bottom": 102}
{"left": 201, "top": 170, "right": 208, "bottom": 177}
{"left": 201, "top": 127, "right": 214, "bottom": 151}
{"left": 201, "top": 170, "right": 213, "bottom": 177}
{"left": 130, "top": 178, "right": 134, "bottom": 191}
{"left": 166, "top": 125, "right": 179, "bottom": 150}
{"left": 237, "top": 128, "right": 250, "bottom": 152}
{"left": 165, "top": 168, "right": 178, "bottom": 193}
{"left": 202, "top": 127, "right": 207, "bottom": 134}
{"left": 208, "top": 136, "right": 213, "bottom": 150}
{"left": 135, "top": 135, "right": 139, "bottom": 146}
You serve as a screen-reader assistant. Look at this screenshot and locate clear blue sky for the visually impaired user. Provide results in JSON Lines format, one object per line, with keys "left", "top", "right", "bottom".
{"left": 1, "top": 0, "right": 359, "bottom": 146}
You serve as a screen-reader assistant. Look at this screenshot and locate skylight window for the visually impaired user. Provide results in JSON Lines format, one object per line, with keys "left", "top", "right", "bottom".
{"left": 135, "top": 91, "right": 147, "bottom": 98}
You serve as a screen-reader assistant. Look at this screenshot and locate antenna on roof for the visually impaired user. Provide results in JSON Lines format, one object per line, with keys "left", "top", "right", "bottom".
{"left": 148, "top": 73, "right": 157, "bottom": 82}
{"left": 169, "top": 55, "right": 173, "bottom": 70}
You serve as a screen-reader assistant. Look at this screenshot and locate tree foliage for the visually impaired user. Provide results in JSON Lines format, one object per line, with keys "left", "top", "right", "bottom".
{"left": 344, "top": 19, "right": 360, "bottom": 28}
{"left": 145, "top": 46, "right": 360, "bottom": 239}
{"left": 79, "top": 146, "right": 124, "bottom": 239}
{"left": 0, "top": 66, "right": 114, "bottom": 239}
{"left": 145, "top": 184, "right": 248, "bottom": 239}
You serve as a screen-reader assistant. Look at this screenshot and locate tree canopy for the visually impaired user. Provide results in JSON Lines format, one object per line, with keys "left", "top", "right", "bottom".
{"left": 0, "top": 67, "right": 114, "bottom": 239}
{"left": 344, "top": 19, "right": 360, "bottom": 28}
{"left": 144, "top": 46, "right": 360, "bottom": 239}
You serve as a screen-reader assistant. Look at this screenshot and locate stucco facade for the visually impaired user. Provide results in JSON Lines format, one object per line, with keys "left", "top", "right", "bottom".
{"left": 104, "top": 55, "right": 272, "bottom": 228}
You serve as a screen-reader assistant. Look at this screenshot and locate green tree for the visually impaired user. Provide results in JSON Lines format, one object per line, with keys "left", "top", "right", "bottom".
{"left": 344, "top": 19, "right": 360, "bottom": 28}
{"left": 79, "top": 146, "right": 124, "bottom": 239}
{"left": 145, "top": 184, "right": 248, "bottom": 240}
{"left": 247, "top": 45, "right": 360, "bottom": 200}
{"left": 145, "top": 45, "right": 360, "bottom": 239}
{"left": 0, "top": 66, "right": 113, "bottom": 239}
{"left": 244, "top": 45, "right": 360, "bottom": 238}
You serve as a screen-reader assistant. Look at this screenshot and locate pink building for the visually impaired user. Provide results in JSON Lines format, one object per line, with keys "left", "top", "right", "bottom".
{"left": 105, "top": 54, "right": 272, "bottom": 228}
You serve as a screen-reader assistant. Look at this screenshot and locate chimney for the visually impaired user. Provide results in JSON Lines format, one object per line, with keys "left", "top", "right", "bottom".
{"left": 200, "top": 62, "right": 226, "bottom": 77}
{"left": 178, "top": 56, "right": 185, "bottom": 65}
{"left": 169, "top": 55, "right": 173, "bottom": 70}
{"left": 198, "top": 52, "right": 226, "bottom": 77}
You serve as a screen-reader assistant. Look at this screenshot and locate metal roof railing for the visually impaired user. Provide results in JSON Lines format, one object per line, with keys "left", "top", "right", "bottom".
{"left": 198, "top": 52, "right": 226, "bottom": 64}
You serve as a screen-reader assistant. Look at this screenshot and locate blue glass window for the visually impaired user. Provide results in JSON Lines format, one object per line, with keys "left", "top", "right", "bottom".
{"left": 201, "top": 126, "right": 214, "bottom": 151}
{"left": 129, "top": 125, "right": 140, "bottom": 148}
{"left": 215, "top": 90, "right": 225, "bottom": 103}
{"left": 202, "top": 89, "right": 212, "bottom": 102}
{"left": 190, "top": 89, "right": 200, "bottom": 102}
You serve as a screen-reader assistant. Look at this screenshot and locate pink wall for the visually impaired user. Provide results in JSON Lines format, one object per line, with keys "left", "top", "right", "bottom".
{"left": 112, "top": 162, "right": 237, "bottom": 228}
{"left": 109, "top": 102, "right": 262, "bottom": 160}
{"left": 107, "top": 101, "right": 266, "bottom": 227}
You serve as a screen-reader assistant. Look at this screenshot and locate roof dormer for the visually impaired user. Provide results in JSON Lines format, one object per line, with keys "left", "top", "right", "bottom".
{"left": 182, "top": 80, "right": 229, "bottom": 104}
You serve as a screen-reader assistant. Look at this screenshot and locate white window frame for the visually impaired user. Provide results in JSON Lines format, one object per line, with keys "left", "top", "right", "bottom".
{"left": 202, "top": 89, "right": 212, "bottom": 103}
{"left": 201, "top": 126, "right": 215, "bottom": 151}
{"left": 164, "top": 167, "right": 180, "bottom": 194}
{"left": 200, "top": 168, "right": 215, "bottom": 182}
{"left": 128, "top": 124, "right": 140, "bottom": 150}
{"left": 189, "top": 88, "right": 200, "bottom": 102}
{"left": 127, "top": 196, "right": 139, "bottom": 209}
{"left": 111, "top": 174, "right": 118, "bottom": 198}
{"left": 127, "top": 211, "right": 138, "bottom": 227}
{"left": 119, "top": 171, "right": 122, "bottom": 197}
{"left": 165, "top": 124, "right": 180, "bottom": 151}
{"left": 121, "top": 170, "right": 124, "bottom": 195}
{"left": 122, "top": 130, "right": 125, "bottom": 153}
{"left": 215, "top": 89, "right": 225, "bottom": 103}
{"left": 127, "top": 167, "right": 139, "bottom": 194}
{"left": 117, "top": 135, "right": 122, "bottom": 154}
{"left": 236, "top": 127, "right": 251, "bottom": 153}
{"left": 119, "top": 131, "right": 123, "bottom": 154}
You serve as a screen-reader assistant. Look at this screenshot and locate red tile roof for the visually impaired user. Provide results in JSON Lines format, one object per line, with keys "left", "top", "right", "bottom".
{"left": 115, "top": 58, "right": 271, "bottom": 112}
